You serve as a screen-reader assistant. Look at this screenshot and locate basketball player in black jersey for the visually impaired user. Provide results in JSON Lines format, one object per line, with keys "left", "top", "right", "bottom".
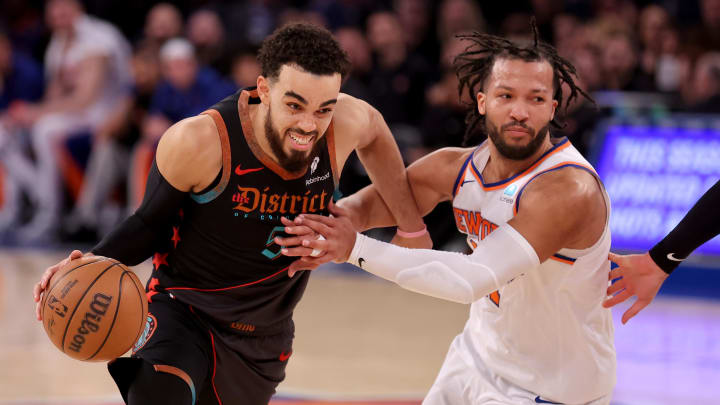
{"left": 32, "top": 23, "right": 431, "bottom": 405}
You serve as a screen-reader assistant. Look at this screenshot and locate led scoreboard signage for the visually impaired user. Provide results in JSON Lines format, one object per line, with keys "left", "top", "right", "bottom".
{"left": 594, "top": 120, "right": 720, "bottom": 256}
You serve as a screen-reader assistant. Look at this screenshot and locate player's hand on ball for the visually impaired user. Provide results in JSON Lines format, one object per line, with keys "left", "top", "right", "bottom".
{"left": 34, "top": 249, "right": 84, "bottom": 321}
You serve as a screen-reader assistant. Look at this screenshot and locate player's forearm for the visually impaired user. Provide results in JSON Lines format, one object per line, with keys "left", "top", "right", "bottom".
{"left": 339, "top": 185, "right": 397, "bottom": 231}
{"left": 649, "top": 180, "right": 720, "bottom": 273}
{"left": 346, "top": 225, "right": 539, "bottom": 304}
{"left": 355, "top": 127, "right": 425, "bottom": 232}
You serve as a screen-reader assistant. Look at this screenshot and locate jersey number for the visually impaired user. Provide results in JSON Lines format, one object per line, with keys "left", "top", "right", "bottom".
{"left": 262, "top": 226, "right": 285, "bottom": 260}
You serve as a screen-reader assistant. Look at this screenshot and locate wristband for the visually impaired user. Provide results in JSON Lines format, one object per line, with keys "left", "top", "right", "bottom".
{"left": 396, "top": 225, "right": 428, "bottom": 238}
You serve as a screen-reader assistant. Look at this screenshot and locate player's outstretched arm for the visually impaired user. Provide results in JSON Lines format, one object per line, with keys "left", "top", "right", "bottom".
{"left": 333, "top": 96, "right": 430, "bottom": 248}
{"left": 603, "top": 180, "right": 720, "bottom": 323}
{"left": 283, "top": 167, "right": 606, "bottom": 304}
{"left": 277, "top": 148, "right": 468, "bottom": 274}
{"left": 338, "top": 147, "right": 470, "bottom": 231}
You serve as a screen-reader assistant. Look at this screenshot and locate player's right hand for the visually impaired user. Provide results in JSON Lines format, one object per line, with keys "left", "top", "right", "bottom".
{"left": 34, "top": 250, "right": 84, "bottom": 321}
{"left": 602, "top": 252, "right": 669, "bottom": 324}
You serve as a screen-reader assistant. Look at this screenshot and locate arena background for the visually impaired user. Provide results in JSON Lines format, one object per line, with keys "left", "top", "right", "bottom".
{"left": 0, "top": 0, "right": 719, "bottom": 404}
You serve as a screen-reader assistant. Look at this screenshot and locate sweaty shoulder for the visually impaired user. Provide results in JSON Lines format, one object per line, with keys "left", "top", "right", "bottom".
{"left": 331, "top": 93, "right": 378, "bottom": 145}
{"left": 156, "top": 114, "right": 223, "bottom": 193}
{"left": 518, "top": 166, "right": 606, "bottom": 249}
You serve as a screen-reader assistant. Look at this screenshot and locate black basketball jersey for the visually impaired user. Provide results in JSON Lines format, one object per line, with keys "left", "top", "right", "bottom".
{"left": 149, "top": 88, "right": 338, "bottom": 333}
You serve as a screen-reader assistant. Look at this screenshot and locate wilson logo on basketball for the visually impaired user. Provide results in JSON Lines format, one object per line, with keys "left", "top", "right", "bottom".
{"left": 67, "top": 293, "right": 113, "bottom": 353}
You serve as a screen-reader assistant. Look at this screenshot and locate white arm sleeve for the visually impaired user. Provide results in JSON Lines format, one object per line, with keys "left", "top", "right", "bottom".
{"left": 347, "top": 225, "right": 540, "bottom": 304}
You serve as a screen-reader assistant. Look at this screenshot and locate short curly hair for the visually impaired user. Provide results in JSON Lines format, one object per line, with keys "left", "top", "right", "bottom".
{"left": 258, "top": 23, "right": 350, "bottom": 81}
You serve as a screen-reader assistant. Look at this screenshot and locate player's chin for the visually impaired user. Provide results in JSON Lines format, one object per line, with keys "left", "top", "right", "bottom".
{"left": 287, "top": 132, "right": 315, "bottom": 151}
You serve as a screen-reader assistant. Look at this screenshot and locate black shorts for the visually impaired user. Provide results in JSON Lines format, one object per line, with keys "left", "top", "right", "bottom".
{"left": 108, "top": 292, "right": 294, "bottom": 405}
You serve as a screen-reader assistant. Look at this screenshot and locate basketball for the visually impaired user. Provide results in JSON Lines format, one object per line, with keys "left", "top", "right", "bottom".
{"left": 41, "top": 255, "right": 148, "bottom": 362}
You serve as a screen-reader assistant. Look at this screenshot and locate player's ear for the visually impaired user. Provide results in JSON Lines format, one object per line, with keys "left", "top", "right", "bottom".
{"left": 476, "top": 92, "right": 486, "bottom": 116}
{"left": 257, "top": 75, "right": 271, "bottom": 106}
{"left": 550, "top": 99, "right": 558, "bottom": 121}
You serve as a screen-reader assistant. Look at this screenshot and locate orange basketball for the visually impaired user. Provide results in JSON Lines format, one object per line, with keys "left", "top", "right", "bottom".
{"left": 41, "top": 255, "right": 148, "bottom": 362}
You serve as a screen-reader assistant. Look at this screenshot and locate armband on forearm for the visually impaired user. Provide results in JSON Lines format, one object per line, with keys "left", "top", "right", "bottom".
{"left": 348, "top": 225, "right": 539, "bottom": 304}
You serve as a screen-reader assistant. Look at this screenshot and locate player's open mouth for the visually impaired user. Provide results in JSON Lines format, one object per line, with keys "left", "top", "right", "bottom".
{"left": 288, "top": 132, "right": 314, "bottom": 150}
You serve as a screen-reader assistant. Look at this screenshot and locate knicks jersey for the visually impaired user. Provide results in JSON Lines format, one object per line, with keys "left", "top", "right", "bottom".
{"left": 451, "top": 137, "right": 616, "bottom": 403}
{"left": 148, "top": 88, "right": 338, "bottom": 332}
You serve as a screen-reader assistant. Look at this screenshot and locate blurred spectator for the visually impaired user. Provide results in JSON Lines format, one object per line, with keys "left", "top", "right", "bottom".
{"left": 0, "top": 27, "right": 44, "bottom": 234}
{"left": 366, "top": 11, "right": 432, "bottom": 126}
{"left": 686, "top": 0, "right": 720, "bottom": 53}
{"left": 127, "top": 38, "right": 235, "bottom": 210}
{"left": 437, "top": 0, "right": 486, "bottom": 43}
{"left": 637, "top": 4, "right": 670, "bottom": 74}
{"left": 685, "top": 52, "right": 720, "bottom": 113}
{"left": 278, "top": 8, "right": 328, "bottom": 30}
{"left": 225, "top": 0, "right": 275, "bottom": 47}
{"left": 65, "top": 44, "right": 162, "bottom": 239}
{"left": 230, "top": 47, "right": 261, "bottom": 90}
{"left": 0, "top": 0, "right": 46, "bottom": 61}
{"left": 0, "top": 0, "right": 132, "bottom": 243}
{"left": 394, "top": 0, "right": 440, "bottom": 65}
{"left": 187, "top": 8, "right": 231, "bottom": 75}
{"left": 142, "top": 3, "right": 183, "bottom": 49}
{"left": 600, "top": 32, "right": 655, "bottom": 91}
{"left": 0, "top": 29, "right": 43, "bottom": 111}
{"left": 419, "top": 38, "right": 469, "bottom": 156}
{"left": 335, "top": 27, "right": 373, "bottom": 102}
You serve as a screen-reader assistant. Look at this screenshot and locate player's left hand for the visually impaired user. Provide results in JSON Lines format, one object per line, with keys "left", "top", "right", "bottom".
{"left": 275, "top": 216, "right": 326, "bottom": 277}
{"left": 280, "top": 202, "right": 357, "bottom": 276}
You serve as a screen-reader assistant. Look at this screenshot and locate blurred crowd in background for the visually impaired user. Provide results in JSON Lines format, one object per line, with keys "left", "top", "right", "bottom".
{"left": 0, "top": 0, "right": 718, "bottom": 248}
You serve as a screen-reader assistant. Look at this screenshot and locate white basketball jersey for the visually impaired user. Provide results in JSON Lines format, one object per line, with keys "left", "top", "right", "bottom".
{"left": 451, "top": 138, "right": 616, "bottom": 403}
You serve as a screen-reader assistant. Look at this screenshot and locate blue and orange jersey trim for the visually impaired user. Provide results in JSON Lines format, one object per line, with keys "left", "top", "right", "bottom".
{"left": 470, "top": 138, "right": 571, "bottom": 191}
{"left": 550, "top": 253, "right": 577, "bottom": 265}
{"left": 192, "top": 109, "right": 232, "bottom": 204}
{"left": 452, "top": 152, "right": 475, "bottom": 197}
{"left": 512, "top": 162, "right": 597, "bottom": 215}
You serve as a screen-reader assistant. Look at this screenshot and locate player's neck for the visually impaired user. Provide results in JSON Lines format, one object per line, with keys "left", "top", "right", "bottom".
{"left": 483, "top": 138, "right": 554, "bottom": 183}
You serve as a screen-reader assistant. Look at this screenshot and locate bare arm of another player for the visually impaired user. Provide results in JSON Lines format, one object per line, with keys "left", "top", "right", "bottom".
{"left": 337, "top": 147, "right": 470, "bottom": 230}
{"left": 331, "top": 95, "right": 431, "bottom": 248}
{"left": 32, "top": 115, "right": 222, "bottom": 320}
{"left": 604, "top": 179, "right": 720, "bottom": 324}
{"left": 278, "top": 148, "right": 468, "bottom": 274}
{"left": 287, "top": 168, "right": 606, "bottom": 304}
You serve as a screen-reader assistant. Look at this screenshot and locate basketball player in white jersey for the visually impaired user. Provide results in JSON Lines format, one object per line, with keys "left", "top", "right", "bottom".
{"left": 278, "top": 27, "right": 616, "bottom": 405}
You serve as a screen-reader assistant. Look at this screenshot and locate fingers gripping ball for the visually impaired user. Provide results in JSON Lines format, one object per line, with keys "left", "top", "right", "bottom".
{"left": 41, "top": 255, "right": 148, "bottom": 361}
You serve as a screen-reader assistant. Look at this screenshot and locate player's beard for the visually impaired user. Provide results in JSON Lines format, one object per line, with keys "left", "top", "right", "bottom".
{"left": 265, "top": 106, "right": 320, "bottom": 172}
{"left": 486, "top": 119, "right": 550, "bottom": 160}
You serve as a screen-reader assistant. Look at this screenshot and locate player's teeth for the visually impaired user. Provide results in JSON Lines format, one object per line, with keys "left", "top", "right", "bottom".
{"left": 290, "top": 133, "right": 311, "bottom": 145}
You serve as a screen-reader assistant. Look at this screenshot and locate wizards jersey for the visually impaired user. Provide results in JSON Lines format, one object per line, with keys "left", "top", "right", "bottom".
{"left": 148, "top": 88, "right": 338, "bottom": 333}
{"left": 451, "top": 137, "right": 616, "bottom": 403}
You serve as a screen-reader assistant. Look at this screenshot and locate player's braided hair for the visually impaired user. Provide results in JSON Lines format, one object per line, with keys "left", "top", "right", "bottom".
{"left": 258, "top": 23, "right": 350, "bottom": 80}
{"left": 454, "top": 19, "right": 593, "bottom": 146}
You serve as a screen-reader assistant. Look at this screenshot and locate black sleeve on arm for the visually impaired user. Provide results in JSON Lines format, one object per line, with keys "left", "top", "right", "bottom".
{"left": 92, "top": 159, "right": 186, "bottom": 266}
{"left": 649, "top": 180, "right": 720, "bottom": 274}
